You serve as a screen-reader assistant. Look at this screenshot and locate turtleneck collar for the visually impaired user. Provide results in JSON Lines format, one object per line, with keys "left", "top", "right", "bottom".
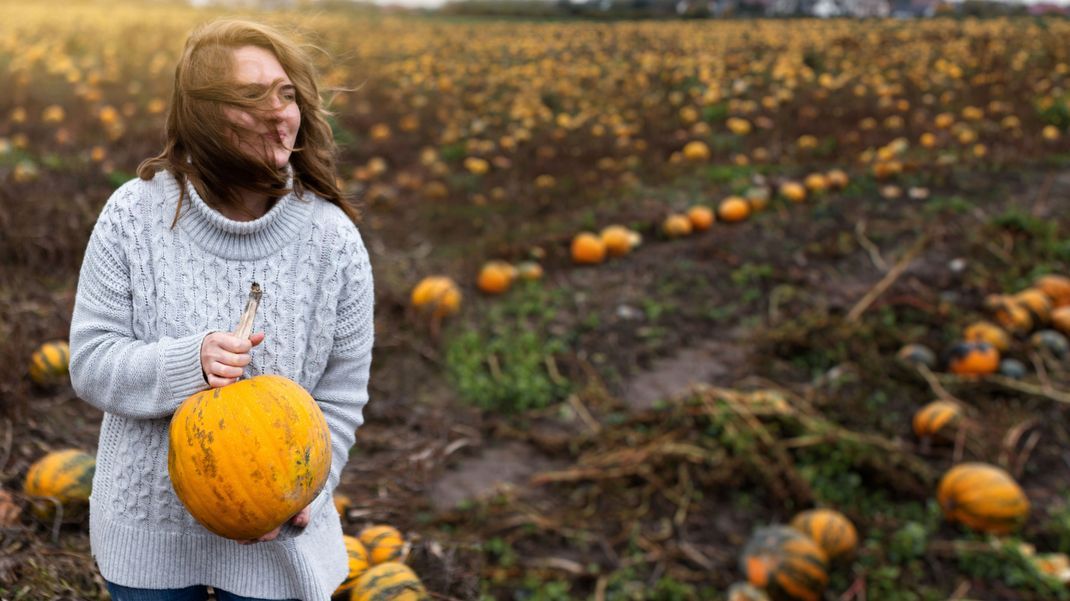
{"left": 168, "top": 167, "right": 315, "bottom": 260}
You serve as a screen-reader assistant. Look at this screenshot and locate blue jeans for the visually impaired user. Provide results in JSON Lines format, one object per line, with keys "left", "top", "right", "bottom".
{"left": 105, "top": 581, "right": 298, "bottom": 601}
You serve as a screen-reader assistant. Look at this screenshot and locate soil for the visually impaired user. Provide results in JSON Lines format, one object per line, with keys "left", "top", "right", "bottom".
{"left": 2, "top": 162, "right": 1070, "bottom": 600}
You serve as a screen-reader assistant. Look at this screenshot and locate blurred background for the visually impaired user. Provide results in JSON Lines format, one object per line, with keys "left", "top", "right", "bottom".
{"left": 2, "top": 0, "right": 1070, "bottom": 599}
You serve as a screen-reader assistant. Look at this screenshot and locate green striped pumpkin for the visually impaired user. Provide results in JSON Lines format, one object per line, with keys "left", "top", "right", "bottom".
{"left": 358, "top": 524, "right": 406, "bottom": 565}
{"left": 937, "top": 463, "right": 1029, "bottom": 534}
{"left": 28, "top": 340, "right": 70, "bottom": 387}
{"left": 912, "top": 400, "right": 963, "bottom": 440}
{"left": 336, "top": 535, "right": 371, "bottom": 594}
{"left": 740, "top": 526, "right": 828, "bottom": 601}
{"left": 23, "top": 449, "right": 95, "bottom": 521}
{"left": 349, "top": 562, "right": 428, "bottom": 601}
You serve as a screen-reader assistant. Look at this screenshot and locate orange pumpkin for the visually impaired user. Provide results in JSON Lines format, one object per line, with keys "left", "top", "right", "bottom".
{"left": 662, "top": 214, "right": 693, "bottom": 238}
{"left": 410, "top": 276, "right": 462, "bottom": 318}
{"left": 741, "top": 526, "right": 828, "bottom": 601}
{"left": 719, "top": 197, "right": 751, "bottom": 222}
{"left": 334, "top": 493, "right": 352, "bottom": 517}
{"left": 1012, "top": 288, "right": 1052, "bottom": 325}
{"left": 1053, "top": 307, "right": 1070, "bottom": 336}
{"left": 984, "top": 295, "right": 1033, "bottom": 334}
{"left": 937, "top": 463, "right": 1029, "bottom": 534}
{"left": 946, "top": 341, "right": 999, "bottom": 375}
{"left": 359, "top": 524, "right": 407, "bottom": 565}
{"left": 1034, "top": 274, "right": 1070, "bottom": 308}
{"left": 803, "top": 173, "right": 828, "bottom": 193}
{"left": 601, "top": 225, "right": 634, "bottom": 257}
{"left": 789, "top": 509, "right": 858, "bottom": 560}
{"left": 23, "top": 449, "right": 95, "bottom": 522}
{"left": 779, "top": 182, "right": 807, "bottom": 203}
{"left": 168, "top": 375, "right": 331, "bottom": 540}
{"left": 825, "top": 169, "right": 849, "bottom": 189}
{"left": 687, "top": 205, "right": 715, "bottom": 231}
{"left": 571, "top": 232, "right": 606, "bottom": 264}
{"left": 477, "top": 261, "right": 513, "bottom": 295}
{"left": 963, "top": 321, "right": 1010, "bottom": 352}
{"left": 912, "top": 400, "right": 963, "bottom": 440}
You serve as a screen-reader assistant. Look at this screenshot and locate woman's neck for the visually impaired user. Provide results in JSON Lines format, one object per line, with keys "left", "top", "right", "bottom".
{"left": 220, "top": 188, "right": 274, "bottom": 221}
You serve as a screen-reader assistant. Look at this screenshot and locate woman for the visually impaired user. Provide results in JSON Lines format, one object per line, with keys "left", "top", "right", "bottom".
{"left": 69, "top": 18, "right": 373, "bottom": 601}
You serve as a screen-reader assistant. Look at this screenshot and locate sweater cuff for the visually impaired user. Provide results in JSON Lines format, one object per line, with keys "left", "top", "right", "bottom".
{"left": 162, "top": 331, "right": 211, "bottom": 405}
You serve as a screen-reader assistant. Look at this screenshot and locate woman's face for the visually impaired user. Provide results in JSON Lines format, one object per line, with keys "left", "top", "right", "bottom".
{"left": 224, "top": 45, "right": 301, "bottom": 169}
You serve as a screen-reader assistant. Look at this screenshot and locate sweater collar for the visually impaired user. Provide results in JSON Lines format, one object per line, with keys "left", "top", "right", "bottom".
{"left": 171, "top": 168, "right": 314, "bottom": 260}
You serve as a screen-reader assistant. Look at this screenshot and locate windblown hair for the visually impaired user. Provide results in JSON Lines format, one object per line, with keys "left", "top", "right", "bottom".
{"left": 138, "top": 18, "right": 359, "bottom": 225}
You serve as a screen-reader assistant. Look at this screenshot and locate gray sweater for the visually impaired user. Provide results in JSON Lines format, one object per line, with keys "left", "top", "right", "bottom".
{"left": 69, "top": 169, "right": 374, "bottom": 600}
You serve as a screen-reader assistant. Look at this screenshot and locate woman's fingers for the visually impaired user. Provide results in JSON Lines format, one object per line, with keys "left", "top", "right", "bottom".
{"left": 249, "top": 332, "right": 266, "bottom": 347}
{"left": 209, "top": 361, "right": 244, "bottom": 379}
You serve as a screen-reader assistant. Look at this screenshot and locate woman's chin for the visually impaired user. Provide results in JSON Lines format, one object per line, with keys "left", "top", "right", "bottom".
{"left": 273, "top": 151, "right": 292, "bottom": 170}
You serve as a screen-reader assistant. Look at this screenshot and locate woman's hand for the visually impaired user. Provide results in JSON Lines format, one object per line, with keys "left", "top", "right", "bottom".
{"left": 236, "top": 504, "right": 312, "bottom": 546}
{"left": 200, "top": 331, "right": 265, "bottom": 388}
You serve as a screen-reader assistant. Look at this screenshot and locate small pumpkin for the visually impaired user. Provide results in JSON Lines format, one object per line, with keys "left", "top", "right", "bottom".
{"left": 359, "top": 524, "right": 406, "bottom": 565}
{"left": 168, "top": 375, "right": 331, "bottom": 540}
{"left": 789, "top": 509, "right": 858, "bottom": 560}
{"left": 23, "top": 449, "right": 95, "bottom": 522}
{"left": 998, "top": 358, "right": 1028, "bottom": 379}
{"left": 410, "top": 276, "right": 462, "bottom": 318}
{"left": 687, "top": 205, "right": 715, "bottom": 231}
{"left": 746, "top": 187, "right": 771, "bottom": 212}
{"left": 1053, "top": 307, "right": 1070, "bottom": 336}
{"left": 984, "top": 294, "right": 1033, "bottom": 334}
{"left": 349, "top": 562, "right": 428, "bottom": 601}
{"left": 28, "top": 340, "right": 70, "bottom": 387}
{"left": 718, "top": 197, "right": 751, "bottom": 222}
{"left": 1029, "top": 329, "right": 1069, "bottom": 358}
{"left": 825, "top": 169, "right": 849, "bottom": 189}
{"left": 779, "top": 181, "right": 807, "bottom": 203}
{"left": 963, "top": 321, "right": 1010, "bottom": 352}
{"left": 1034, "top": 274, "right": 1070, "bottom": 308}
{"left": 662, "top": 214, "right": 693, "bottom": 238}
{"left": 896, "top": 343, "right": 936, "bottom": 369}
{"left": 571, "top": 232, "right": 606, "bottom": 265}
{"left": 946, "top": 341, "right": 999, "bottom": 376}
{"left": 515, "top": 261, "right": 544, "bottom": 281}
{"left": 937, "top": 462, "right": 1029, "bottom": 534}
{"left": 476, "top": 261, "right": 513, "bottom": 295}
{"left": 334, "top": 493, "right": 352, "bottom": 517}
{"left": 803, "top": 173, "right": 828, "bottom": 193}
{"left": 740, "top": 525, "right": 828, "bottom": 601}
{"left": 912, "top": 400, "right": 963, "bottom": 440}
{"left": 336, "top": 535, "right": 371, "bottom": 594}
{"left": 1013, "top": 288, "right": 1053, "bottom": 325}
{"left": 600, "top": 225, "right": 634, "bottom": 257}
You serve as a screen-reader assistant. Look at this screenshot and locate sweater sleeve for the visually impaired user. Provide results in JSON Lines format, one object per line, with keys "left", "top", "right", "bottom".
{"left": 311, "top": 228, "right": 375, "bottom": 494}
{"left": 69, "top": 187, "right": 213, "bottom": 420}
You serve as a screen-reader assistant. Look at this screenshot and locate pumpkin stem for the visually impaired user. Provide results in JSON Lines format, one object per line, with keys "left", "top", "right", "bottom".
{"left": 234, "top": 282, "right": 262, "bottom": 340}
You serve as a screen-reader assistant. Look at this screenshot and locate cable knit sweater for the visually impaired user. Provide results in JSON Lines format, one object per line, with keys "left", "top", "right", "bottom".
{"left": 68, "top": 168, "right": 374, "bottom": 601}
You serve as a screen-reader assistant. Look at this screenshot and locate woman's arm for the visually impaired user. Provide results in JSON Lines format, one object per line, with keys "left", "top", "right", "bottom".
{"left": 311, "top": 230, "right": 375, "bottom": 494}
{"left": 69, "top": 189, "right": 212, "bottom": 420}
